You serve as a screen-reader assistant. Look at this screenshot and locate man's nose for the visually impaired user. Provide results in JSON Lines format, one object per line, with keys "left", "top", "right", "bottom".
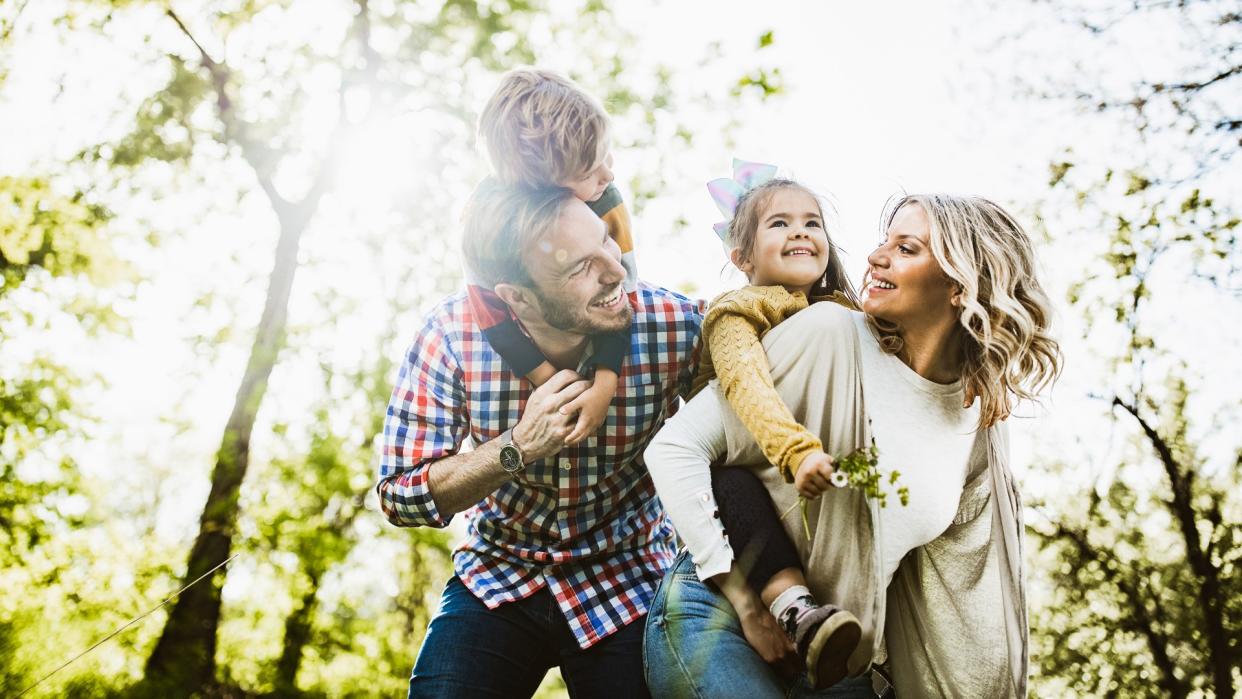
{"left": 599, "top": 250, "right": 625, "bottom": 284}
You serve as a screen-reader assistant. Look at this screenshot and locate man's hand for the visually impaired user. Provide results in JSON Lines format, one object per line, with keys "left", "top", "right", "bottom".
{"left": 561, "top": 368, "right": 618, "bottom": 445}
{"left": 513, "top": 369, "right": 591, "bottom": 461}
{"left": 794, "top": 452, "right": 838, "bottom": 499}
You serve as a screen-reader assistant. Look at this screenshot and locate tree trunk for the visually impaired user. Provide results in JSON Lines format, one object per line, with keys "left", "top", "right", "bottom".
{"left": 144, "top": 211, "right": 307, "bottom": 689}
{"left": 274, "top": 571, "right": 320, "bottom": 694}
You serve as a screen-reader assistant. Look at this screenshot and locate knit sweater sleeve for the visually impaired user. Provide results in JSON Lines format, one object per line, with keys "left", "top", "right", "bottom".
{"left": 704, "top": 286, "right": 824, "bottom": 481}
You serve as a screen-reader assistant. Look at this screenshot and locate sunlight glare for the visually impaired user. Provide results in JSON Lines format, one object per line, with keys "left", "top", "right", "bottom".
{"left": 336, "top": 106, "right": 423, "bottom": 210}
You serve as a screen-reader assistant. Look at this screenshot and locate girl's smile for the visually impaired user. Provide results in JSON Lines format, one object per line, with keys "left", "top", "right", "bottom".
{"left": 732, "top": 188, "right": 830, "bottom": 297}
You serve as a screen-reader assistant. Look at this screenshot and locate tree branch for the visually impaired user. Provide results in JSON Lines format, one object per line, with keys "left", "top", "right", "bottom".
{"left": 1112, "top": 396, "right": 1234, "bottom": 697}
{"left": 1153, "top": 63, "right": 1242, "bottom": 94}
{"left": 1045, "top": 519, "right": 1183, "bottom": 695}
{"left": 166, "top": 7, "right": 286, "bottom": 208}
{"left": 0, "top": 0, "right": 32, "bottom": 43}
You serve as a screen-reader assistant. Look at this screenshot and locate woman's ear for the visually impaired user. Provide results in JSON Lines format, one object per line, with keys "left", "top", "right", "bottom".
{"left": 728, "top": 247, "right": 753, "bottom": 275}
{"left": 950, "top": 284, "right": 965, "bottom": 307}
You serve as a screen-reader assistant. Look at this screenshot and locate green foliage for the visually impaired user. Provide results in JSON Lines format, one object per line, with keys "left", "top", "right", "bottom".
{"left": 0, "top": 176, "right": 123, "bottom": 294}
{"left": 837, "top": 444, "right": 908, "bottom": 508}
{"left": 109, "top": 57, "right": 211, "bottom": 168}
{"left": 733, "top": 66, "right": 785, "bottom": 99}
{"left": 1028, "top": 376, "right": 1240, "bottom": 697}
{"left": 1022, "top": 3, "right": 1241, "bottom": 695}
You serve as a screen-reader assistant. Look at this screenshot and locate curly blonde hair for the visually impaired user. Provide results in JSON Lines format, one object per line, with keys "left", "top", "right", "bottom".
{"left": 868, "top": 194, "right": 1062, "bottom": 427}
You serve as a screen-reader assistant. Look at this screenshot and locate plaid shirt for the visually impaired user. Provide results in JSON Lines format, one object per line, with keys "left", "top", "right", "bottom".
{"left": 377, "top": 283, "right": 703, "bottom": 648}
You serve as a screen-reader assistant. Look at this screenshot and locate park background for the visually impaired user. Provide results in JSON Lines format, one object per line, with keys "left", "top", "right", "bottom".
{"left": 1, "top": 0, "right": 1238, "bottom": 696}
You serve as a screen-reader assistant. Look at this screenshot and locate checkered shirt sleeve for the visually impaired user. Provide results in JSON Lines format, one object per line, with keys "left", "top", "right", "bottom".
{"left": 376, "top": 312, "right": 467, "bottom": 528}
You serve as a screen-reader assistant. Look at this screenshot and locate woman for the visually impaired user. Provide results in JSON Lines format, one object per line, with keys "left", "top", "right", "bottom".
{"left": 642, "top": 194, "right": 1061, "bottom": 698}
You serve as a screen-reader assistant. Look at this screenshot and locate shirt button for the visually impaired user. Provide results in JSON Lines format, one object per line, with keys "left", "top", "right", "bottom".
{"left": 701, "top": 493, "right": 711, "bottom": 502}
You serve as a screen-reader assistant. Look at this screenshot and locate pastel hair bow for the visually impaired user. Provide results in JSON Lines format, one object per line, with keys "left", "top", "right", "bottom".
{"left": 707, "top": 158, "right": 779, "bottom": 242}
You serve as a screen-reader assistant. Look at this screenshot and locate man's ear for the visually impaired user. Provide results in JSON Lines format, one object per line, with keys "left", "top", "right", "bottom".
{"left": 494, "top": 282, "right": 538, "bottom": 316}
{"left": 728, "top": 247, "right": 753, "bottom": 275}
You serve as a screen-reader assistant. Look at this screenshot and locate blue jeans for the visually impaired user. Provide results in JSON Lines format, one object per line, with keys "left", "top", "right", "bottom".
{"left": 409, "top": 576, "right": 650, "bottom": 699}
{"left": 643, "top": 551, "right": 876, "bottom": 699}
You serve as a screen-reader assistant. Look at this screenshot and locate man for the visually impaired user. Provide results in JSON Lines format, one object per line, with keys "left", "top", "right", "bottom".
{"left": 377, "top": 179, "right": 702, "bottom": 698}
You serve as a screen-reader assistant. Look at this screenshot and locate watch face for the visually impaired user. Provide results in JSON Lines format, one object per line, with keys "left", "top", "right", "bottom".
{"left": 500, "top": 445, "right": 523, "bottom": 473}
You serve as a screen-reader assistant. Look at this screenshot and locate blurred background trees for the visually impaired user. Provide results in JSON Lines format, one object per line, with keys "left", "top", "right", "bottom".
{"left": 1, "top": 0, "right": 1237, "bottom": 697}
{"left": 1012, "top": 1, "right": 1240, "bottom": 696}
{"left": 0, "top": 0, "right": 774, "bottom": 696}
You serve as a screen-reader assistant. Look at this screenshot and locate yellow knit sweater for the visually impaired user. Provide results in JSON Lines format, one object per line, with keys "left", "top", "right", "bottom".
{"left": 690, "top": 285, "right": 857, "bottom": 481}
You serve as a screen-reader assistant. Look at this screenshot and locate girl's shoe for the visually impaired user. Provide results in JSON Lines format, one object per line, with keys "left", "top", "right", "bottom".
{"left": 785, "top": 604, "right": 862, "bottom": 689}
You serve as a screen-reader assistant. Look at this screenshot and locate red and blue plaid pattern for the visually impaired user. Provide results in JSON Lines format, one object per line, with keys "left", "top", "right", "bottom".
{"left": 377, "top": 283, "right": 704, "bottom": 648}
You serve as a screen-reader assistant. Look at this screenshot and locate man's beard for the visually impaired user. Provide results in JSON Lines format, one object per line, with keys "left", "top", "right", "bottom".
{"left": 533, "top": 287, "right": 632, "bottom": 335}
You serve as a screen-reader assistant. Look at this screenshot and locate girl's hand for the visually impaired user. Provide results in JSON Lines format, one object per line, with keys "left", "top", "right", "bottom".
{"left": 560, "top": 369, "right": 619, "bottom": 444}
{"left": 794, "top": 452, "right": 841, "bottom": 499}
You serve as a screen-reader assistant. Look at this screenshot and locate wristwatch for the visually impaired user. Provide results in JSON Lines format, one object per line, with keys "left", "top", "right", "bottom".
{"left": 498, "top": 429, "right": 526, "bottom": 476}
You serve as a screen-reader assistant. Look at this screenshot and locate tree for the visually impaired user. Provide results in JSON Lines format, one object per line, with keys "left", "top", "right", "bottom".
{"left": 0, "top": 172, "right": 134, "bottom": 694}
{"left": 1010, "top": 1, "right": 1241, "bottom": 696}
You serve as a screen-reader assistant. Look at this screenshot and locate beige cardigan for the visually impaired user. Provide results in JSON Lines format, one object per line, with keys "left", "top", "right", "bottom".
{"left": 644, "top": 302, "right": 1028, "bottom": 697}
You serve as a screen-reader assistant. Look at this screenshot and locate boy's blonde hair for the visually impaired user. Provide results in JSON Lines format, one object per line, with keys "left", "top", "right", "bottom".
{"left": 478, "top": 68, "right": 611, "bottom": 187}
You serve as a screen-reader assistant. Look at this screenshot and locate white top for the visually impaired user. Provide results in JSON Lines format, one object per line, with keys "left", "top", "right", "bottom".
{"left": 852, "top": 314, "right": 980, "bottom": 586}
{"left": 644, "top": 305, "right": 981, "bottom": 587}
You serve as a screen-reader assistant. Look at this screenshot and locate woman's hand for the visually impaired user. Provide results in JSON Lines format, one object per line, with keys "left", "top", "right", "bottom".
{"left": 711, "top": 568, "right": 797, "bottom": 668}
{"left": 736, "top": 604, "right": 797, "bottom": 667}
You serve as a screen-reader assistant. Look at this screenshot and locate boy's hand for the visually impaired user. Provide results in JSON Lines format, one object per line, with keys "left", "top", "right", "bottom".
{"left": 560, "top": 369, "right": 619, "bottom": 445}
{"left": 794, "top": 452, "right": 841, "bottom": 499}
{"left": 513, "top": 370, "right": 590, "bottom": 462}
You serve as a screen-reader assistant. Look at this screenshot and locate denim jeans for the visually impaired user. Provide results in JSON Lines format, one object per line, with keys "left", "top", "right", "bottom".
{"left": 643, "top": 551, "right": 876, "bottom": 699}
{"left": 409, "top": 576, "right": 650, "bottom": 699}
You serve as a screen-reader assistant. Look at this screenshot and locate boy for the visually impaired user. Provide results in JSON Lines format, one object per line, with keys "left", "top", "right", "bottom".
{"left": 467, "top": 69, "right": 637, "bottom": 442}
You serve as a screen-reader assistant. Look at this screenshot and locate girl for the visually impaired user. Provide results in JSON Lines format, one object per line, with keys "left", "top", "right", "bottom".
{"left": 688, "top": 159, "right": 866, "bottom": 689}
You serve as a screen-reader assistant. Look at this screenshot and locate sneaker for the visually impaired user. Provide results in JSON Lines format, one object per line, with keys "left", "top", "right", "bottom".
{"left": 783, "top": 603, "right": 862, "bottom": 689}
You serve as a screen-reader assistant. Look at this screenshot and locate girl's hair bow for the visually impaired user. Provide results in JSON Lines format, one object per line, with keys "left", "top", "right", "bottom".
{"left": 707, "top": 158, "right": 778, "bottom": 242}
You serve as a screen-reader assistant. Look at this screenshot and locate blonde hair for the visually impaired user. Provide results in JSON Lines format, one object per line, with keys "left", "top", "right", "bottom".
{"left": 461, "top": 178, "right": 573, "bottom": 288}
{"left": 727, "top": 179, "right": 859, "bottom": 306}
{"left": 868, "top": 194, "right": 1062, "bottom": 427}
{"left": 478, "top": 69, "right": 611, "bottom": 188}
